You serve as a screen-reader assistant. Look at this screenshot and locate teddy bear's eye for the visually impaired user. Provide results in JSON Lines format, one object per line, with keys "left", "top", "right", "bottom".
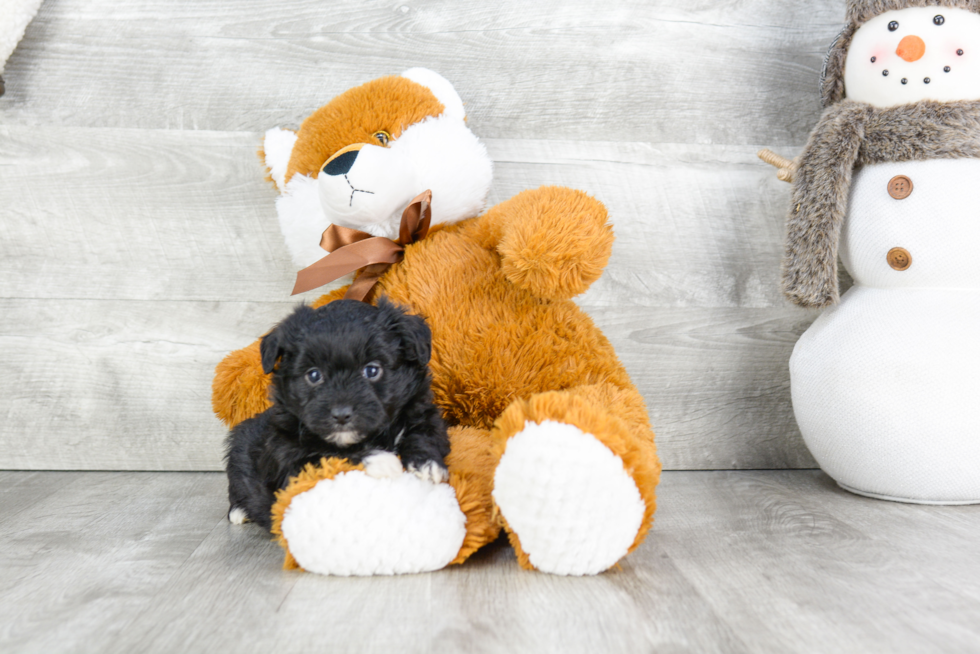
{"left": 362, "top": 362, "right": 383, "bottom": 381}
{"left": 306, "top": 368, "right": 323, "bottom": 386}
{"left": 889, "top": 20, "right": 899, "bottom": 31}
{"left": 373, "top": 131, "right": 391, "bottom": 146}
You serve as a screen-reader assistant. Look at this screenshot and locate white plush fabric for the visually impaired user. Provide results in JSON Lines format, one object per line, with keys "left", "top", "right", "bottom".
{"left": 401, "top": 67, "right": 467, "bottom": 121}
{"left": 793, "top": 295, "right": 980, "bottom": 503}
{"left": 845, "top": 8, "right": 980, "bottom": 108}
{"left": 262, "top": 127, "right": 297, "bottom": 191}
{"left": 275, "top": 174, "right": 331, "bottom": 268}
{"left": 841, "top": 159, "right": 980, "bottom": 289}
{"left": 280, "top": 471, "right": 467, "bottom": 576}
{"left": 0, "top": 0, "right": 45, "bottom": 75}
{"left": 389, "top": 115, "right": 492, "bottom": 230}
{"left": 316, "top": 143, "right": 422, "bottom": 239}
{"left": 795, "top": 158, "right": 980, "bottom": 504}
{"left": 492, "top": 420, "right": 645, "bottom": 576}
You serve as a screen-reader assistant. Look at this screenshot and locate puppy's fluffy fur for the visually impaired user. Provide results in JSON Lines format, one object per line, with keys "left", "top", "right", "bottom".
{"left": 225, "top": 298, "right": 449, "bottom": 530}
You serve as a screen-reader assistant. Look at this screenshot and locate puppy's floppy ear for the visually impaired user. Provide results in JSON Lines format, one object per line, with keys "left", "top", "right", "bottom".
{"left": 260, "top": 328, "right": 283, "bottom": 375}
{"left": 260, "top": 304, "right": 317, "bottom": 374}
{"left": 376, "top": 297, "right": 432, "bottom": 365}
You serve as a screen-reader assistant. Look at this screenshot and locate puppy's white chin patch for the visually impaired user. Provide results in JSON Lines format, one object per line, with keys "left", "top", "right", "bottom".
{"left": 228, "top": 507, "right": 248, "bottom": 525}
{"left": 328, "top": 431, "right": 362, "bottom": 447}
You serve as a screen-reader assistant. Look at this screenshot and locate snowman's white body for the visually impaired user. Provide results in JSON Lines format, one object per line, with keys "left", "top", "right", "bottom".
{"left": 791, "top": 158, "right": 980, "bottom": 503}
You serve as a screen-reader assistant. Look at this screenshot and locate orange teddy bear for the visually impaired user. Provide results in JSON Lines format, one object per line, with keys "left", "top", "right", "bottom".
{"left": 213, "top": 69, "right": 660, "bottom": 576}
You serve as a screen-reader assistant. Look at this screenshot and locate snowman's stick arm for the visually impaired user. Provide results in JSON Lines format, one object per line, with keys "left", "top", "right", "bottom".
{"left": 757, "top": 149, "right": 799, "bottom": 183}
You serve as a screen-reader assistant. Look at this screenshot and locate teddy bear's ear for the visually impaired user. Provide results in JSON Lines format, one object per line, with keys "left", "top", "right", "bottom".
{"left": 401, "top": 68, "right": 466, "bottom": 122}
{"left": 263, "top": 127, "right": 298, "bottom": 191}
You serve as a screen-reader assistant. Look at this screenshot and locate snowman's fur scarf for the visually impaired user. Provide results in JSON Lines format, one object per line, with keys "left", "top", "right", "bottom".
{"left": 784, "top": 98, "right": 980, "bottom": 308}
{"left": 822, "top": 1, "right": 980, "bottom": 106}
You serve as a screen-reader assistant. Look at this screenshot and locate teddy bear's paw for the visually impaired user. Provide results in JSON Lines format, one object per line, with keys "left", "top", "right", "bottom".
{"left": 408, "top": 461, "right": 449, "bottom": 484}
{"left": 363, "top": 451, "right": 404, "bottom": 479}
{"left": 280, "top": 471, "right": 467, "bottom": 576}
{"left": 492, "top": 420, "right": 646, "bottom": 576}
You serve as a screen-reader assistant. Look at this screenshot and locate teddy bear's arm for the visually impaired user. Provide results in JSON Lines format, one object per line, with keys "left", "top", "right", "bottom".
{"left": 474, "top": 186, "right": 614, "bottom": 301}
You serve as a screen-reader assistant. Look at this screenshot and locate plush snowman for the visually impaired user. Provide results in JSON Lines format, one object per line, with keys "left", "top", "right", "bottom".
{"left": 776, "top": 0, "right": 980, "bottom": 504}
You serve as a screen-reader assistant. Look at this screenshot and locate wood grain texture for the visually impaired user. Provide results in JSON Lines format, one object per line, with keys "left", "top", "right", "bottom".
{"left": 1, "top": 470, "right": 978, "bottom": 653}
{"left": 0, "top": 0, "right": 840, "bottom": 470}
{"left": 0, "top": 299, "right": 816, "bottom": 470}
{"left": 0, "top": 0, "right": 843, "bottom": 144}
{"left": 0, "top": 126, "right": 799, "bottom": 308}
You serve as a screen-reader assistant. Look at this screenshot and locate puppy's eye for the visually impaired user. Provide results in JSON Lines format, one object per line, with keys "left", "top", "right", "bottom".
{"left": 362, "top": 363, "right": 383, "bottom": 381}
{"left": 305, "top": 368, "right": 323, "bottom": 386}
{"left": 373, "top": 131, "right": 390, "bottom": 146}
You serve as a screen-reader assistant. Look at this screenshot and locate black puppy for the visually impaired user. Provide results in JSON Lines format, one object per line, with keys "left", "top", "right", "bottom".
{"left": 225, "top": 298, "right": 449, "bottom": 530}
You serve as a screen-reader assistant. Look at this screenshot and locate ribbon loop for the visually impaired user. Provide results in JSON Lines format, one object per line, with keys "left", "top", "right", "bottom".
{"left": 291, "top": 190, "right": 433, "bottom": 300}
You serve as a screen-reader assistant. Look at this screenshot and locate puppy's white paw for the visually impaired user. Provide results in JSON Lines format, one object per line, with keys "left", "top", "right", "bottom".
{"left": 408, "top": 461, "right": 449, "bottom": 484}
{"left": 228, "top": 507, "right": 248, "bottom": 525}
{"left": 363, "top": 451, "right": 404, "bottom": 479}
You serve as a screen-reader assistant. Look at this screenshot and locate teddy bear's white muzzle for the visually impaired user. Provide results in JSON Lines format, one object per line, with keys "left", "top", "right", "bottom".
{"left": 317, "top": 144, "right": 421, "bottom": 238}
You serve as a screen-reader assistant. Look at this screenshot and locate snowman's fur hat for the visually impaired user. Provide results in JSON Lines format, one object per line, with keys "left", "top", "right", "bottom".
{"left": 822, "top": 1, "right": 980, "bottom": 106}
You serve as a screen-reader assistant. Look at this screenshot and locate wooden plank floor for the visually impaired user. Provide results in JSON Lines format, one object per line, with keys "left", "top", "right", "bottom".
{"left": 2, "top": 470, "right": 978, "bottom": 653}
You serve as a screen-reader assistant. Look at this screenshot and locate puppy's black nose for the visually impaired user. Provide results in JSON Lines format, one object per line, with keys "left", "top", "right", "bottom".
{"left": 331, "top": 406, "right": 354, "bottom": 425}
{"left": 322, "top": 150, "right": 358, "bottom": 176}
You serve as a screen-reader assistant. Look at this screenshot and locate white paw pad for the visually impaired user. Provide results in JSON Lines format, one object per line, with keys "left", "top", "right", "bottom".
{"left": 408, "top": 461, "right": 449, "bottom": 484}
{"left": 228, "top": 507, "right": 248, "bottom": 525}
{"left": 492, "top": 420, "right": 646, "bottom": 576}
{"left": 363, "top": 451, "right": 404, "bottom": 479}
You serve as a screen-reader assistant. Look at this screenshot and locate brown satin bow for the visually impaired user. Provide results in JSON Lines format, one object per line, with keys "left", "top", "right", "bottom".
{"left": 291, "top": 190, "right": 432, "bottom": 300}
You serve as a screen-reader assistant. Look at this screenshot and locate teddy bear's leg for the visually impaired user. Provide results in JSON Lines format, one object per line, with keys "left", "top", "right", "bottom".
{"left": 272, "top": 457, "right": 468, "bottom": 576}
{"left": 270, "top": 425, "right": 496, "bottom": 576}
{"left": 211, "top": 287, "right": 348, "bottom": 428}
{"left": 489, "top": 384, "right": 660, "bottom": 576}
{"left": 444, "top": 425, "right": 503, "bottom": 563}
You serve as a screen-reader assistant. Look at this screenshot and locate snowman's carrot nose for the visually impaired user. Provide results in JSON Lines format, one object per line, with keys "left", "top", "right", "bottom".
{"left": 897, "top": 35, "right": 926, "bottom": 62}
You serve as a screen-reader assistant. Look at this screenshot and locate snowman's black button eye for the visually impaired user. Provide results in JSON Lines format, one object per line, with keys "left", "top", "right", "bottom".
{"left": 958, "top": 49, "right": 965, "bottom": 55}
{"left": 934, "top": 15, "right": 945, "bottom": 25}
{"left": 871, "top": 56, "right": 877, "bottom": 62}
{"left": 889, "top": 21, "right": 899, "bottom": 31}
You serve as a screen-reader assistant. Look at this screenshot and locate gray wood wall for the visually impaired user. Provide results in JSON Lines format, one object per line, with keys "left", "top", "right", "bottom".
{"left": 0, "top": 0, "right": 847, "bottom": 471}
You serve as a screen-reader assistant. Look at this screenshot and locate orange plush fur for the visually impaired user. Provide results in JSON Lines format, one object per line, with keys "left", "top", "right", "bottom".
{"left": 284, "top": 76, "right": 443, "bottom": 185}
{"left": 214, "top": 186, "right": 661, "bottom": 569}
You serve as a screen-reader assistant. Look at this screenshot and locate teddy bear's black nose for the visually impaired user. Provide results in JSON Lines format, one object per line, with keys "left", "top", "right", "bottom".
{"left": 322, "top": 149, "right": 359, "bottom": 176}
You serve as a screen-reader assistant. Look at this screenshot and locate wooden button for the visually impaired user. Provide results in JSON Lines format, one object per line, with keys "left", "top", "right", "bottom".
{"left": 888, "top": 175, "right": 913, "bottom": 199}
{"left": 887, "top": 247, "right": 912, "bottom": 271}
